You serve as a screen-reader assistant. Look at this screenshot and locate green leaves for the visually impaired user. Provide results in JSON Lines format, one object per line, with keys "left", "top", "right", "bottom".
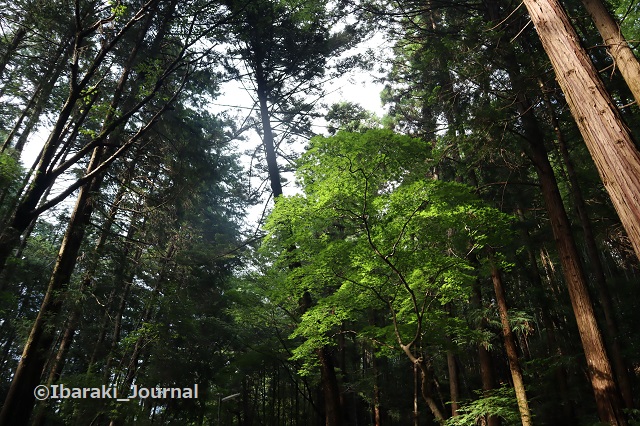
{"left": 263, "top": 129, "right": 515, "bottom": 368}
{"left": 445, "top": 385, "right": 521, "bottom": 425}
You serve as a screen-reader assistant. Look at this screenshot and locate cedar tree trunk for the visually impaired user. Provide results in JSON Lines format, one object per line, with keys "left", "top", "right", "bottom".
{"left": 580, "top": 0, "right": 640, "bottom": 107}
{"left": 523, "top": 0, "right": 640, "bottom": 263}
{"left": 490, "top": 263, "right": 532, "bottom": 426}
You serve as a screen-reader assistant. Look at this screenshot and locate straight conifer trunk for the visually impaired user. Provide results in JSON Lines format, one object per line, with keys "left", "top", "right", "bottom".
{"left": 527, "top": 131, "right": 627, "bottom": 425}
{"left": 580, "top": 0, "right": 640, "bottom": 107}
{"left": 490, "top": 263, "right": 532, "bottom": 426}
{"left": 539, "top": 79, "right": 634, "bottom": 408}
{"left": 317, "top": 347, "right": 344, "bottom": 426}
{"left": 255, "top": 67, "right": 283, "bottom": 198}
{"left": 446, "top": 349, "right": 459, "bottom": 417}
{"left": 522, "top": 0, "right": 640, "bottom": 262}
{"left": 0, "top": 175, "right": 101, "bottom": 426}
{"left": 482, "top": 2, "right": 627, "bottom": 421}
{"left": 471, "top": 279, "right": 500, "bottom": 426}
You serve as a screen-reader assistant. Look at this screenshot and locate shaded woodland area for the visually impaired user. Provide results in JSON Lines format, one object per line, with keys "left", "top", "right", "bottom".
{"left": 1, "top": 0, "right": 640, "bottom": 424}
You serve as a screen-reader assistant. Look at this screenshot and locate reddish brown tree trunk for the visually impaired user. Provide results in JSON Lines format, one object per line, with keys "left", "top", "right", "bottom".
{"left": 526, "top": 119, "right": 627, "bottom": 425}
{"left": 523, "top": 0, "right": 640, "bottom": 264}
{"left": 539, "top": 79, "right": 635, "bottom": 409}
{"left": 516, "top": 206, "right": 576, "bottom": 422}
{"left": 371, "top": 348, "right": 382, "bottom": 426}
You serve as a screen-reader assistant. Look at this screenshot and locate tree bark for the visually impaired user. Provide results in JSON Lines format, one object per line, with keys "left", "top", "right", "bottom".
{"left": 490, "top": 262, "right": 533, "bottom": 426}
{"left": 413, "top": 362, "right": 420, "bottom": 426}
{"left": 580, "top": 0, "right": 640, "bottom": 107}
{"left": 371, "top": 347, "right": 382, "bottom": 426}
{"left": 539, "top": 79, "right": 634, "bottom": 409}
{"left": 255, "top": 63, "right": 283, "bottom": 199}
{"left": 446, "top": 349, "right": 460, "bottom": 417}
{"left": 0, "top": 17, "right": 155, "bottom": 419}
{"left": 515, "top": 206, "right": 577, "bottom": 422}
{"left": 317, "top": 347, "right": 344, "bottom": 426}
{"left": 0, "top": 174, "right": 102, "bottom": 425}
{"left": 523, "top": 0, "right": 640, "bottom": 263}
{"left": 471, "top": 280, "right": 500, "bottom": 426}
{"left": 0, "top": 0, "right": 166, "bottom": 274}
{"left": 526, "top": 117, "right": 627, "bottom": 425}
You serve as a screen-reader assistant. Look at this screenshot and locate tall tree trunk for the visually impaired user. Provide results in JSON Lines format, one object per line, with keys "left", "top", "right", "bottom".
{"left": 413, "top": 362, "right": 420, "bottom": 426}
{"left": 445, "top": 305, "right": 460, "bottom": 417}
{"left": 489, "top": 262, "right": 532, "bottom": 426}
{"left": 0, "top": 0, "right": 163, "bottom": 273}
{"left": 490, "top": 5, "right": 628, "bottom": 412}
{"left": 255, "top": 66, "right": 283, "bottom": 199}
{"left": 30, "top": 178, "right": 130, "bottom": 426}
{"left": 371, "top": 346, "right": 382, "bottom": 426}
{"left": 0, "top": 27, "right": 26, "bottom": 83}
{"left": 515, "top": 206, "right": 576, "bottom": 422}
{"left": 525, "top": 113, "right": 626, "bottom": 425}
{"left": 0, "top": 175, "right": 102, "bottom": 426}
{"left": 522, "top": 0, "right": 640, "bottom": 263}
{"left": 47, "top": 175, "right": 128, "bottom": 381}
{"left": 0, "top": 20, "right": 152, "bottom": 418}
{"left": 471, "top": 280, "right": 500, "bottom": 426}
{"left": 539, "top": 79, "right": 634, "bottom": 409}
{"left": 245, "top": 4, "right": 284, "bottom": 201}
{"left": 317, "top": 347, "right": 343, "bottom": 426}
{"left": 485, "top": 3, "right": 634, "bottom": 416}
{"left": 580, "top": 0, "right": 640, "bottom": 107}
{"left": 446, "top": 349, "right": 460, "bottom": 417}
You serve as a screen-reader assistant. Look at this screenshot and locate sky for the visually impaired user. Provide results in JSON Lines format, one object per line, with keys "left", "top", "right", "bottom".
{"left": 207, "top": 31, "right": 392, "bottom": 230}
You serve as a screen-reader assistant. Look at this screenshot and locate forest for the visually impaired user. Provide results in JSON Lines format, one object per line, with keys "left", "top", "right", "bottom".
{"left": 1, "top": 0, "right": 640, "bottom": 425}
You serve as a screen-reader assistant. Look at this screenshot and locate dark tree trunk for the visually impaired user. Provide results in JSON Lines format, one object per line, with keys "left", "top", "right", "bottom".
{"left": 0, "top": 27, "right": 26, "bottom": 82}
{"left": 0, "top": 174, "right": 102, "bottom": 425}
{"left": 371, "top": 347, "right": 382, "bottom": 426}
{"left": 516, "top": 206, "right": 577, "bottom": 422}
{"left": 255, "top": 65, "right": 283, "bottom": 199}
{"left": 0, "top": 19, "right": 153, "bottom": 419}
{"left": 524, "top": 106, "right": 627, "bottom": 425}
{"left": 446, "top": 349, "right": 460, "bottom": 417}
{"left": 484, "top": 0, "right": 628, "bottom": 416}
{"left": 317, "top": 347, "right": 344, "bottom": 426}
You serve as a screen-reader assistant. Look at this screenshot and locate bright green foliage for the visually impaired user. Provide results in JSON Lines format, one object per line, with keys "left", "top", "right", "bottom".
{"left": 263, "top": 129, "right": 515, "bottom": 372}
{"left": 0, "top": 151, "right": 20, "bottom": 184}
{"left": 445, "top": 385, "right": 521, "bottom": 426}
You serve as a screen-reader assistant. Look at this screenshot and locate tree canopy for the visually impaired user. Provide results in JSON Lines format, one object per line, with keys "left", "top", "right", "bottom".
{"left": 1, "top": 0, "right": 640, "bottom": 425}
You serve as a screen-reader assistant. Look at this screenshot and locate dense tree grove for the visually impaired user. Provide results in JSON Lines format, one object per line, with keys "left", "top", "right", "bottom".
{"left": 1, "top": 0, "right": 640, "bottom": 425}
